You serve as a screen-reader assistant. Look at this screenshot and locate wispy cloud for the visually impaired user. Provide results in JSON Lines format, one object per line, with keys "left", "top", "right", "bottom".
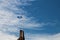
{"left": 0, "top": 0, "right": 58, "bottom": 40}
{"left": 0, "top": 0, "right": 38, "bottom": 33}
{"left": 0, "top": 31, "right": 60, "bottom": 40}
{"left": 0, "top": 0, "right": 48, "bottom": 33}
{"left": 0, "top": 31, "right": 17, "bottom": 40}
{"left": 25, "top": 33, "right": 60, "bottom": 40}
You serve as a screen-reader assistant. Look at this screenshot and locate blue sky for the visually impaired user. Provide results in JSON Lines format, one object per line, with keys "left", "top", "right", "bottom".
{"left": 0, "top": 0, "right": 60, "bottom": 40}
{"left": 23, "top": 0, "right": 60, "bottom": 34}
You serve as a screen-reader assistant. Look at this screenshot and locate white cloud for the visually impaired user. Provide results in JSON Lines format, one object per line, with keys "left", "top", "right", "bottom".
{"left": 0, "top": 31, "right": 17, "bottom": 40}
{"left": 0, "top": 0, "right": 58, "bottom": 40}
{"left": 25, "top": 33, "right": 60, "bottom": 40}
{"left": 0, "top": 31, "right": 60, "bottom": 40}
{"left": 0, "top": 0, "right": 40, "bottom": 33}
{"left": 0, "top": 0, "right": 35, "bottom": 10}
{"left": 0, "top": 0, "right": 55, "bottom": 35}
{"left": 0, "top": 9, "right": 42, "bottom": 33}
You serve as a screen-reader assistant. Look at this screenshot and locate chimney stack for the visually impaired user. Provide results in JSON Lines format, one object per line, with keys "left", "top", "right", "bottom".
{"left": 18, "top": 30, "right": 25, "bottom": 40}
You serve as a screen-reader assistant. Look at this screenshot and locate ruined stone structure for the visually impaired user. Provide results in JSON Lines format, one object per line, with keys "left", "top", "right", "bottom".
{"left": 18, "top": 30, "right": 25, "bottom": 40}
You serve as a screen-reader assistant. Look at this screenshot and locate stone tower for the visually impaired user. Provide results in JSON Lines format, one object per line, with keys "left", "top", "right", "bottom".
{"left": 18, "top": 30, "right": 25, "bottom": 40}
